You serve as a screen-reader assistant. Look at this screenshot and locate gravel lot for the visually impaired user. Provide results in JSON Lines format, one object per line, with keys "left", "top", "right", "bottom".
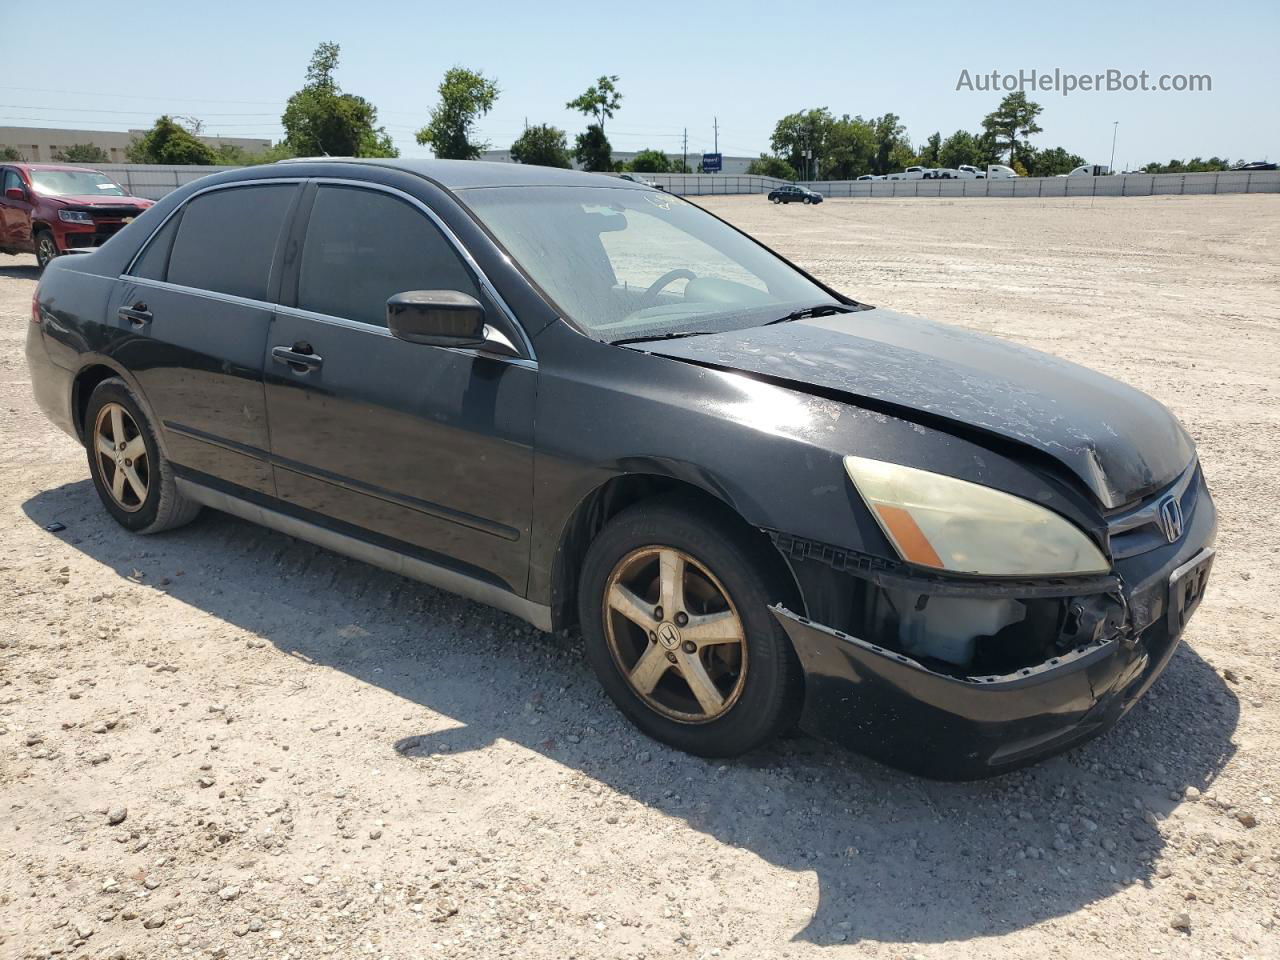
{"left": 1, "top": 194, "right": 1277, "bottom": 960}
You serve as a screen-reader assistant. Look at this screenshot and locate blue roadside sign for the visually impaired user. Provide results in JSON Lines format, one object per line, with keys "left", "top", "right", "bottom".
{"left": 702, "top": 153, "right": 722, "bottom": 173}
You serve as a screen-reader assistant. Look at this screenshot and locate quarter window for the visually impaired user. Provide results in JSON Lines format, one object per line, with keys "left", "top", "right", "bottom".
{"left": 296, "top": 185, "right": 478, "bottom": 327}
{"left": 166, "top": 184, "right": 296, "bottom": 301}
{"left": 130, "top": 212, "right": 182, "bottom": 281}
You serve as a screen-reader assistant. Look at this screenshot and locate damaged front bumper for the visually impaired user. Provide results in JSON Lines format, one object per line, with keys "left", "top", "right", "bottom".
{"left": 773, "top": 498, "right": 1217, "bottom": 780}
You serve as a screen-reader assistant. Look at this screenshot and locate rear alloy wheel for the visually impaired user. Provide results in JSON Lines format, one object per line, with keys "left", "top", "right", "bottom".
{"left": 83, "top": 377, "right": 201, "bottom": 533}
{"left": 579, "top": 500, "right": 803, "bottom": 757}
{"left": 93, "top": 402, "right": 150, "bottom": 513}
{"left": 35, "top": 230, "right": 58, "bottom": 269}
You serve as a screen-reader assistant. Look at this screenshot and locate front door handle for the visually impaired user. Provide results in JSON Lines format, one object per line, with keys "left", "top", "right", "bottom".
{"left": 271, "top": 344, "right": 323, "bottom": 373}
{"left": 118, "top": 302, "right": 152, "bottom": 326}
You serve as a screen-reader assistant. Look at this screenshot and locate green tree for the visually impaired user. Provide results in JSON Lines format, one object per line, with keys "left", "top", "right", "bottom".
{"left": 1024, "top": 146, "right": 1085, "bottom": 177}
{"left": 870, "top": 113, "right": 909, "bottom": 175}
{"left": 281, "top": 42, "right": 397, "bottom": 158}
{"left": 416, "top": 67, "right": 499, "bottom": 160}
{"left": 938, "top": 129, "right": 985, "bottom": 169}
{"left": 770, "top": 108, "right": 835, "bottom": 179}
{"left": 822, "top": 115, "right": 877, "bottom": 179}
{"left": 0, "top": 146, "right": 24, "bottom": 161}
{"left": 213, "top": 142, "right": 296, "bottom": 166}
{"left": 981, "top": 92, "right": 1044, "bottom": 165}
{"left": 126, "top": 116, "right": 218, "bottom": 164}
{"left": 52, "top": 143, "right": 109, "bottom": 163}
{"left": 573, "top": 124, "right": 613, "bottom": 172}
{"left": 919, "top": 131, "right": 942, "bottom": 166}
{"left": 747, "top": 154, "right": 797, "bottom": 180}
{"left": 629, "top": 148, "right": 672, "bottom": 173}
{"left": 508, "top": 123, "right": 571, "bottom": 168}
{"left": 888, "top": 141, "right": 922, "bottom": 172}
{"left": 566, "top": 75, "right": 622, "bottom": 134}
{"left": 1141, "top": 157, "right": 1235, "bottom": 173}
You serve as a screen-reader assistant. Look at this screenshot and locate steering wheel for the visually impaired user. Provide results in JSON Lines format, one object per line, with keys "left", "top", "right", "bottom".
{"left": 637, "top": 269, "right": 697, "bottom": 309}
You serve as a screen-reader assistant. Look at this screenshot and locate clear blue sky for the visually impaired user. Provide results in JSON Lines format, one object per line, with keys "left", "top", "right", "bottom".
{"left": 2, "top": 0, "right": 1276, "bottom": 167}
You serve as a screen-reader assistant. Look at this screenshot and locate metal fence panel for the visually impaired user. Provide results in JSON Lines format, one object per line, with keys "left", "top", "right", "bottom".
{"left": 71, "top": 163, "right": 1280, "bottom": 201}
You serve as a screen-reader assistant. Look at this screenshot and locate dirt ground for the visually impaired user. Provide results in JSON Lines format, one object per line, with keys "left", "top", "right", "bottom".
{"left": 1, "top": 194, "right": 1277, "bottom": 960}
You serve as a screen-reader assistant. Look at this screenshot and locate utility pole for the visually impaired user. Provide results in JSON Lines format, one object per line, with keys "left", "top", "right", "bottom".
{"left": 713, "top": 116, "right": 719, "bottom": 154}
{"left": 1109, "top": 121, "right": 1119, "bottom": 174}
{"left": 682, "top": 128, "right": 687, "bottom": 173}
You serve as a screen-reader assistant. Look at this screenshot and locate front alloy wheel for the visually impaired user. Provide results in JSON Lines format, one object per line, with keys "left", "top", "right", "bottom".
{"left": 578, "top": 499, "right": 803, "bottom": 757}
{"left": 604, "top": 547, "right": 747, "bottom": 722}
{"left": 93, "top": 402, "right": 149, "bottom": 512}
{"left": 35, "top": 231, "right": 59, "bottom": 269}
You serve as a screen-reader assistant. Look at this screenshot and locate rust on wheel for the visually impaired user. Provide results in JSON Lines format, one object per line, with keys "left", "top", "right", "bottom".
{"left": 93, "top": 402, "right": 149, "bottom": 512}
{"left": 603, "top": 546, "right": 747, "bottom": 724}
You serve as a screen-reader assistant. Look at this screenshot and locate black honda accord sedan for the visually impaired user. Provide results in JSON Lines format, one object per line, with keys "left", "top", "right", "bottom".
{"left": 27, "top": 159, "right": 1216, "bottom": 779}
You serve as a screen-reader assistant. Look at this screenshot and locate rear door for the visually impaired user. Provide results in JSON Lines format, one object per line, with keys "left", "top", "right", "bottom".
{"left": 114, "top": 180, "right": 301, "bottom": 496}
{"left": 263, "top": 181, "right": 536, "bottom": 594}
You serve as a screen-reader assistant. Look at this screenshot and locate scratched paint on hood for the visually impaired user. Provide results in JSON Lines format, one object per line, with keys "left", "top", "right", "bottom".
{"left": 639, "top": 308, "right": 1194, "bottom": 508}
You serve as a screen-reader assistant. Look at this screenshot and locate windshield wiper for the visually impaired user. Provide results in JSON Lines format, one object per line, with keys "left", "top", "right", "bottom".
{"left": 765, "top": 303, "right": 852, "bottom": 325}
{"left": 609, "top": 331, "right": 717, "bottom": 346}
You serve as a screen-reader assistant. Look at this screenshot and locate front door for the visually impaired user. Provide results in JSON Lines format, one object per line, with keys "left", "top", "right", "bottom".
{"left": 0, "top": 167, "right": 32, "bottom": 248}
{"left": 263, "top": 182, "right": 536, "bottom": 595}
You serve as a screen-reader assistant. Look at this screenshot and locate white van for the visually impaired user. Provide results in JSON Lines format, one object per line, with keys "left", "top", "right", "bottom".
{"left": 985, "top": 164, "right": 1019, "bottom": 179}
{"left": 1066, "top": 164, "right": 1110, "bottom": 177}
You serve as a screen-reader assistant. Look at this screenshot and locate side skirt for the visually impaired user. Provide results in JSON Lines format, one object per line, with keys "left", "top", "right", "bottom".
{"left": 176, "top": 478, "right": 553, "bottom": 633}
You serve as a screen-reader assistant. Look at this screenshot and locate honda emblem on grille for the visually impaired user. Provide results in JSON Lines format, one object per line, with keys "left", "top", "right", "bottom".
{"left": 1158, "top": 496, "right": 1184, "bottom": 543}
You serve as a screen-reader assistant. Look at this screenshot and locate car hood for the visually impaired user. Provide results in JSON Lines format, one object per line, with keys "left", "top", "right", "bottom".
{"left": 640, "top": 308, "right": 1194, "bottom": 508}
{"left": 48, "top": 194, "right": 149, "bottom": 208}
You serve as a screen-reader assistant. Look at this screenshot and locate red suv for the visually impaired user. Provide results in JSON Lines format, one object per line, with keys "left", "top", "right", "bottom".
{"left": 0, "top": 163, "right": 153, "bottom": 269}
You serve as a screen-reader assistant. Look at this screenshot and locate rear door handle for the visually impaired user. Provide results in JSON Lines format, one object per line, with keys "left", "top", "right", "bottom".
{"left": 271, "top": 344, "right": 323, "bottom": 372}
{"left": 118, "top": 302, "right": 152, "bottom": 326}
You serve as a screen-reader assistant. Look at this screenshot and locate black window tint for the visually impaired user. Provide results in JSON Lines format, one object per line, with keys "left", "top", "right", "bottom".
{"left": 130, "top": 212, "right": 181, "bottom": 281}
{"left": 297, "top": 186, "right": 478, "bottom": 327}
{"left": 167, "top": 184, "right": 295, "bottom": 300}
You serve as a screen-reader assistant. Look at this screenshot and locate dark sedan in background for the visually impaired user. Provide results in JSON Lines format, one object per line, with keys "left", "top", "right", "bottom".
{"left": 26, "top": 159, "right": 1215, "bottom": 778}
{"left": 767, "top": 184, "right": 824, "bottom": 204}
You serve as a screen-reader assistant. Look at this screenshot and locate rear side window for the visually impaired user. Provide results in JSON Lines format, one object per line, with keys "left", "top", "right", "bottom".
{"left": 130, "top": 212, "right": 182, "bottom": 281}
{"left": 296, "top": 185, "right": 478, "bottom": 327}
{"left": 166, "top": 184, "right": 296, "bottom": 301}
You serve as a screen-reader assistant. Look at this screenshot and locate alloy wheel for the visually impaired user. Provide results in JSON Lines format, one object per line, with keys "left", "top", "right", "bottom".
{"left": 93, "top": 402, "right": 150, "bottom": 512}
{"left": 36, "top": 233, "right": 58, "bottom": 268}
{"left": 603, "top": 546, "right": 748, "bottom": 723}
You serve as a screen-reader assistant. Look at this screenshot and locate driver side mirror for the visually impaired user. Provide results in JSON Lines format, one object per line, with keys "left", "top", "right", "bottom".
{"left": 386, "top": 290, "right": 486, "bottom": 347}
{"left": 4, "top": 186, "right": 26, "bottom": 201}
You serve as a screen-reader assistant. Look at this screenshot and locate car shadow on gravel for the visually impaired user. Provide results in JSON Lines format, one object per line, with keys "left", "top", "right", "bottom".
{"left": 24, "top": 481, "right": 1240, "bottom": 947}
{"left": 0, "top": 262, "right": 40, "bottom": 281}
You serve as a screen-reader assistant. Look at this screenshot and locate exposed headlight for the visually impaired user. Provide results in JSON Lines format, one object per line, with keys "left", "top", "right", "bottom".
{"left": 58, "top": 210, "right": 94, "bottom": 224}
{"left": 844, "top": 455, "right": 1109, "bottom": 576}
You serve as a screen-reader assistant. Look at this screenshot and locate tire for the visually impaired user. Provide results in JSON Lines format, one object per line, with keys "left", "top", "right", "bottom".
{"left": 578, "top": 498, "right": 803, "bottom": 757}
{"left": 83, "top": 378, "right": 201, "bottom": 534}
{"left": 802, "top": 196, "right": 812, "bottom": 204}
{"left": 771, "top": 196, "right": 781, "bottom": 204}
{"left": 34, "top": 229, "right": 58, "bottom": 270}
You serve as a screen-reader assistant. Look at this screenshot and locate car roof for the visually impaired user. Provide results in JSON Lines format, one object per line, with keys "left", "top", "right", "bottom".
{"left": 275, "top": 157, "right": 647, "bottom": 191}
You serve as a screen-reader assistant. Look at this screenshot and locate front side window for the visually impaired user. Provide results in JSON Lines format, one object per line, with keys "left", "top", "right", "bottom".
{"left": 296, "top": 185, "right": 478, "bottom": 327}
{"left": 2, "top": 169, "right": 21, "bottom": 193}
{"left": 29, "top": 168, "right": 126, "bottom": 197}
{"left": 462, "top": 185, "right": 836, "bottom": 343}
{"left": 166, "top": 184, "right": 296, "bottom": 301}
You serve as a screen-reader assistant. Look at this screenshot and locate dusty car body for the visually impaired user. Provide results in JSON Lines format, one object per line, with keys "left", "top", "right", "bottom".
{"left": 26, "top": 159, "right": 1215, "bottom": 779}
